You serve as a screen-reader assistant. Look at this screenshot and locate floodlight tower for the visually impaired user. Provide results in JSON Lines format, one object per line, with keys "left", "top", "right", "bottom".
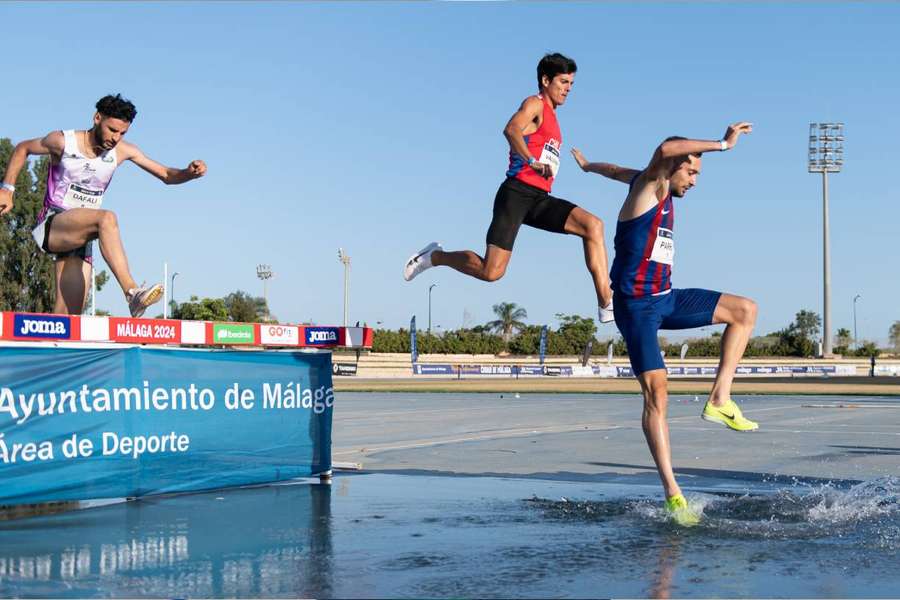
{"left": 256, "top": 264, "right": 274, "bottom": 321}
{"left": 808, "top": 123, "right": 844, "bottom": 357}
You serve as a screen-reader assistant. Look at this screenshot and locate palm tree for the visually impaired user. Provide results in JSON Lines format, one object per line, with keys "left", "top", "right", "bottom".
{"left": 486, "top": 302, "right": 528, "bottom": 341}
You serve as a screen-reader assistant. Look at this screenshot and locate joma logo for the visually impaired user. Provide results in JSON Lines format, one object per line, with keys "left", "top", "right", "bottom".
{"left": 309, "top": 330, "right": 337, "bottom": 342}
{"left": 14, "top": 315, "right": 70, "bottom": 338}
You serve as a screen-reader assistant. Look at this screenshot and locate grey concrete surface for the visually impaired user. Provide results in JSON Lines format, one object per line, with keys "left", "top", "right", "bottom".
{"left": 333, "top": 392, "right": 900, "bottom": 492}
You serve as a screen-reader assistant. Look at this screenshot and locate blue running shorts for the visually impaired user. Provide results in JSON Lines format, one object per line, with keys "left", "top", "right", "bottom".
{"left": 614, "top": 288, "right": 722, "bottom": 376}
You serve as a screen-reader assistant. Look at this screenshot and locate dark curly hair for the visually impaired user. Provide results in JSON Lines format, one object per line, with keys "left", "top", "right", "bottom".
{"left": 95, "top": 94, "right": 137, "bottom": 122}
{"left": 537, "top": 53, "right": 577, "bottom": 88}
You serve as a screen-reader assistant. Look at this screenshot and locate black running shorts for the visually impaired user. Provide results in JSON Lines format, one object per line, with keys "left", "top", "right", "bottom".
{"left": 486, "top": 178, "right": 577, "bottom": 251}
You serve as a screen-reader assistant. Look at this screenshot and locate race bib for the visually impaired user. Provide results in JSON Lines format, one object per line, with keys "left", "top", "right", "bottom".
{"left": 61, "top": 183, "right": 104, "bottom": 210}
{"left": 649, "top": 227, "right": 674, "bottom": 265}
{"left": 539, "top": 142, "right": 561, "bottom": 177}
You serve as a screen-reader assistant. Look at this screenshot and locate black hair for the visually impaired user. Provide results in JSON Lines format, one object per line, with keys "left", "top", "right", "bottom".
{"left": 537, "top": 53, "right": 577, "bottom": 88}
{"left": 95, "top": 94, "right": 137, "bottom": 122}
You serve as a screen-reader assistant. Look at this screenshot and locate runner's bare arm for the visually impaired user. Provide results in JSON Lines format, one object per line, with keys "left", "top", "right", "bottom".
{"left": 0, "top": 131, "right": 65, "bottom": 216}
{"left": 570, "top": 148, "right": 639, "bottom": 183}
{"left": 120, "top": 142, "right": 207, "bottom": 184}
{"left": 645, "top": 122, "right": 753, "bottom": 178}
{"left": 503, "top": 96, "right": 552, "bottom": 178}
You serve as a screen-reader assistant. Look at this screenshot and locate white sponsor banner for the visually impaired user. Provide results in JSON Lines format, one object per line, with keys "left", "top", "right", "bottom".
{"left": 594, "top": 365, "right": 618, "bottom": 378}
{"left": 181, "top": 321, "right": 206, "bottom": 345}
{"left": 875, "top": 365, "right": 900, "bottom": 376}
{"left": 260, "top": 324, "right": 300, "bottom": 346}
{"left": 80, "top": 316, "right": 109, "bottom": 341}
{"left": 571, "top": 365, "right": 594, "bottom": 377}
{"left": 344, "top": 327, "right": 364, "bottom": 347}
{"left": 834, "top": 365, "right": 856, "bottom": 376}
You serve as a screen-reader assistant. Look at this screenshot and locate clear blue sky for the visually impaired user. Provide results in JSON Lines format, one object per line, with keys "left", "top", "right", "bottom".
{"left": 2, "top": 2, "right": 897, "bottom": 344}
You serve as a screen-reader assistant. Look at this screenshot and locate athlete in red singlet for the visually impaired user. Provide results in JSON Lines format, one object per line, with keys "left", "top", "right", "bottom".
{"left": 403, "top": 53, "right": 614, "bottom": 323}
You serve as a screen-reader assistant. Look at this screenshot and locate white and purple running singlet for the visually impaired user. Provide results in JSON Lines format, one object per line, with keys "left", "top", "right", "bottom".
{"left": 32, "top": 130, "right": 119, "bottom": 260}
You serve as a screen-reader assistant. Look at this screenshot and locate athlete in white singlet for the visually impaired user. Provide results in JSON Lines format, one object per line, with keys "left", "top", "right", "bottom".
{"left": 0, "top": 94, "right": 206, "bottom": 317}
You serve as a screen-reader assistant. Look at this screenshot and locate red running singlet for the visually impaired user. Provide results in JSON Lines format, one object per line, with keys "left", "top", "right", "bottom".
{"left": 505, "top": 95, "right": 562, "bottom": 193}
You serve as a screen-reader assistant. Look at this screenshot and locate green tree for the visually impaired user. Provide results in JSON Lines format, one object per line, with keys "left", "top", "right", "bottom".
{"left": 0, "top": 138, "right": 54, "bottom": 312}
{"left": 485, "top": 302, "right": 527, "bottom": 341}
{"left": 224, "top": 290, "right": 270, "bottom": 322}
{"left": 548, "top": 313, "right": 597, "bottom": 355}
{"left": 835, "top": 327, "right": 852, "bottom": 348}
{"left": 852, "top": 341, "right": 880, "bottom": 358}
{"left": 95, "top": 269, "right": 110, "bottom": 292}
{"left": 889, "top": 321, "right": 900, "bottom": 354}
{"left": 173, "top": 295, "right": 229, "bottom": 321}
{"left": 834, "top": 327, "right": 853, "bottom": 355}
{"left": 794, "top": 309, "right": 821, "bottom": 342}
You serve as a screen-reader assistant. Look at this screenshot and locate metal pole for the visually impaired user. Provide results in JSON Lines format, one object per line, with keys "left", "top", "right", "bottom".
{"left": 91, "top": 268, "right": 96, "bottom": 316}
{"left": 853, "top": 294, "right": 860, "bottom": 350}
{"left": 822, "top": 171, "right": 832, "bottom": 356}
{"left": 163, "top": 262, "right": 168, "bottom": 319}
{"left": 170, "top": 272, "right": 179, "bottom": 316}
{"left": 428, "top": 284, "right": 436, "bottom": 332}
{"left": 343, "top": 259, "right": 350, "bottom": 327}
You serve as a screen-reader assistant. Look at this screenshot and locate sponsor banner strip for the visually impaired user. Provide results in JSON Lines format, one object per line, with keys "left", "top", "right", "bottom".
{"left": 0, "top": 312, "right": 371, "bottom": 348}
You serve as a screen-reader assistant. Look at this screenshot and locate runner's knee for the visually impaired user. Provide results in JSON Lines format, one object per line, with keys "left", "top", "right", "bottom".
{"left": 583, "top": 213, "right": 605, "bottom": 240}
{"left": 736, "top": 297, "right": 758, "bottom": 327}
{"left": 641, "top": 377, "right": 668, "bottom": 411}
{"left": 98, "top": 209, "right": 119, "bottom": 230}
{"left": 483, "top": 264, "right": 507, "bottom": 282}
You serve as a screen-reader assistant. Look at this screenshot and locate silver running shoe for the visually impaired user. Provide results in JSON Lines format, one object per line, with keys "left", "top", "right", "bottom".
{"left": 127, "top": 283, "right": 164, "bottom": 318}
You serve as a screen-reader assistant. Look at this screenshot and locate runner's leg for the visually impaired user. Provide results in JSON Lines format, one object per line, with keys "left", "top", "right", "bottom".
{"left": 47, "top": 208, "right": 138, "bottom": 294}
{"left": 638, "top": 368, "right": 681, "bottom": 499}
{"left": 53, "top": 256, "right": 91, "bottom": 315}
{"left": 708, "top": 293, "right": 758, "bottom": 405}
{"left": 432, "top": 245, "right": 511, "bottom": 282}
{"left": 563, "top": 207, "right": 613, "bottom": 307}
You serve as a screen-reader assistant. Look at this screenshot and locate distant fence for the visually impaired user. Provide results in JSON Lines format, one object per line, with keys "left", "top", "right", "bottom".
{"left": 412, "top": 363, "right": 858, "bottom": 378}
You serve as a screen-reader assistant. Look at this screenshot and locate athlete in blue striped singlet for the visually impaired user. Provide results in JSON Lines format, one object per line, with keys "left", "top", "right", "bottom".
{"left": 571, "top": 122, "right": 758, "bottom": 524}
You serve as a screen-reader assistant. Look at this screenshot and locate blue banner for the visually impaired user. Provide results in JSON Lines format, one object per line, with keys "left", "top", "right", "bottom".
{"left": 0, "top": 346, "right": 333, "bottom": 506}
{"left": 410, "top": 316, "right": 418, "bottom": 364}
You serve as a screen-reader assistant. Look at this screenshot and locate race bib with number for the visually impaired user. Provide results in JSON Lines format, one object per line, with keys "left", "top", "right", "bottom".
{"left": 61, "top": 183, "right": 104, "bottom": 210}
{"left": 539, "top": 142, "right": 561, "bottom": 177}
{"left": 649, "top": 227, "right": 674, "bottom": 265}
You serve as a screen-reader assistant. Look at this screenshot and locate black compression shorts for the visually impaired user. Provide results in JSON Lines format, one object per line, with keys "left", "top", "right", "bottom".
{"left": 486, "top": 178, "right": 577, "bottom": 251}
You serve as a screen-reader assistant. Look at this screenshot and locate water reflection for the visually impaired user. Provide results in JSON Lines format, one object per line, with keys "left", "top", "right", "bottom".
{"left": 0, "top": 482, "right": 333, "bottom": 598}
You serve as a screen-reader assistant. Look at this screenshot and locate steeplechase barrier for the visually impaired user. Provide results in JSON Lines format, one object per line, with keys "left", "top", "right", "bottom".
{"left": 0, "top": 311, "right": 372, "bottom": 507}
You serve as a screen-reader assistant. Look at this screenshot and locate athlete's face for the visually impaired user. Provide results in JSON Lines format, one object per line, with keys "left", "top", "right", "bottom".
{"left": 92, "top": 114, "right": 131, "bottom": 150}
{"left": 670, "top": 155, "right": 701, "bottom": 197}
{"left": 541, "top": 73, "right": 575, "bottom": 107}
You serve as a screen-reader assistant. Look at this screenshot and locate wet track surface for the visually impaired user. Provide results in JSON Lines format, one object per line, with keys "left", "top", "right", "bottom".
{"left": 1, "top": 393, "right": 899, "bottom": 598}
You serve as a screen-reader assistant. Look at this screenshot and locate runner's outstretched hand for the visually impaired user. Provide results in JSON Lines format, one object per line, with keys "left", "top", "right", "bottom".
{"left": 723, "top": 122, "right": 752, "bottom": 149}
{"left": 0, "top": 189, "right": 12, "bottom": 217}
{"left": 185, "top": 159, "right": 207, "bottom": 179}
{"left": 571, "top": 148, "right": 589, "bottom": 171}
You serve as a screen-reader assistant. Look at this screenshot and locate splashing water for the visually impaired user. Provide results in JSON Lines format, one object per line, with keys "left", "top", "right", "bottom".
{"left": 527, "top": 477, "right": 900, "bottom": 548}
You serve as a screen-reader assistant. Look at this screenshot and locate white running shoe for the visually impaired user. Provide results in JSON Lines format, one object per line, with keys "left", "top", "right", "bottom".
{"left": 598, "top": 301, "right": 615, "bottom": 323}
{"left": 127, "top": 282, "right": 164, "bottom": 318}
{"left": 403, "top": 242, "right": 442, "bottom": 281}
